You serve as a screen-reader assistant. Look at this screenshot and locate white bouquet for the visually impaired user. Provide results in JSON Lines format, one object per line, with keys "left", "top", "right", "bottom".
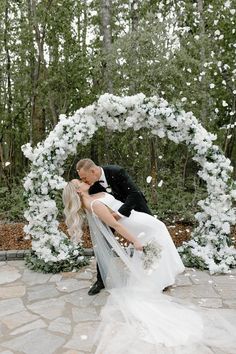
{"left": 141, "top": 240, "right": 162, "bottom": 273}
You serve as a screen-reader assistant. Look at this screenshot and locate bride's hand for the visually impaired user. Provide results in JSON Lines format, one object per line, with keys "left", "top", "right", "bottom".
{"left": 133, "top": 240, "right": 143, "bottom": 251}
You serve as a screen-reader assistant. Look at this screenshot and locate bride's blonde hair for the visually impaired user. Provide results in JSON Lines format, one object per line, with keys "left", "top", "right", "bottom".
{"left": 62, "top": 181, "right": 84, "bottom": 244}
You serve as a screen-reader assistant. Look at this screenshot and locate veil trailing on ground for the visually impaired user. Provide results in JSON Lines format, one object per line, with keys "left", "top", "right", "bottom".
{"left": 86, "top": 207, "right": 236, "bottom": 354}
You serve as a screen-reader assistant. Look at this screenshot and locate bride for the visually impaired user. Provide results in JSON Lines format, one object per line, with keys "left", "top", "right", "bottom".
{"left": 63, "top": 179, "right": 236, "bottom": 354}
{"left": 63, "top": 179, "right": 185, "bottom": 291}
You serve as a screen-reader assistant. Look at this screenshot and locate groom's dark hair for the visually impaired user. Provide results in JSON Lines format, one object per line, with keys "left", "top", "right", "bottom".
{"left": 76, "top": 158, "right": 97, "bottom": 171}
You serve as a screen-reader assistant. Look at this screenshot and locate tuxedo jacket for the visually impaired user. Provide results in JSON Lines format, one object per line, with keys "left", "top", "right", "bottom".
{"left": 89, "top": 165, "right": 152, "bottom": 217}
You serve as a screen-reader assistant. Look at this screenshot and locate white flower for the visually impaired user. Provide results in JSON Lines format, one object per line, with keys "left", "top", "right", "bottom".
{"left": 209, "top": 83, "right": 215, "bottom": 89}
{"left": 21, "top": 143, "right": 34, "bottom": 161}
{"left": 231, "top": 190, "right": 236, "bottom": 199}
{"left": 80, "top": 335, "right": 87, "bottom": 340}
{"left": 158, "top": 180, "right": 163, "bottom": 187}
{"left": 146, "top": 176, "right": 152, "bottom": 184}
{"left": 156, "top": 129, "right": 165, "bottom": 138}
{"left": 222, "top": 101, "right": 228, "bottom": 107}
{"left": 23, "top": 179, "right": 33, "bottom": 191}
{"left": 4, "top": 161, "right": 11, "bottom": 167}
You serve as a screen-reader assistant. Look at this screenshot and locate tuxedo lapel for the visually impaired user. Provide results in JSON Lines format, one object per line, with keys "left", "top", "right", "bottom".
{"left": 89, "top": 181, "right": 106, "bottom": 195}
{"left": 103, "top": 166, "right": 122, "bottom": 198}
{"left": 103, "top": 166, "right": 111, "bottom": 185}
{"left": 103, "top": 166, "right": 116, "bottom": 187}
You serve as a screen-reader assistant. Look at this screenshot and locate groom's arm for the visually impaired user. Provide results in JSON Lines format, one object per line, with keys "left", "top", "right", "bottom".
{"left": 115, "top": 168, "right": 147, "bottom": 217}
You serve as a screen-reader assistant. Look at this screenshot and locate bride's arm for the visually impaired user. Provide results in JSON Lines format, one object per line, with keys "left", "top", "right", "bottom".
{"left": 92, "top": 201, "right": 143, "bottom": 251}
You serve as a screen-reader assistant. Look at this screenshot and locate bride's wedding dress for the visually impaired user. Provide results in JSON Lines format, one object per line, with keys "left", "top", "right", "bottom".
{"left": 86, "top": 193, "right": 236, "bottom": 354}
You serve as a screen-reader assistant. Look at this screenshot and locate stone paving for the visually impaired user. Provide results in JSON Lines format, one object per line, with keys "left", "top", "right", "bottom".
{"left": 0, "top": 259, "right": 236, "bottom": 354}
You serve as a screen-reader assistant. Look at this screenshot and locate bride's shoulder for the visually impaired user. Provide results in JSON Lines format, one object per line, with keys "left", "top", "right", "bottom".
{"left": 86, "top": 193, "right": 106, "bottom": 210}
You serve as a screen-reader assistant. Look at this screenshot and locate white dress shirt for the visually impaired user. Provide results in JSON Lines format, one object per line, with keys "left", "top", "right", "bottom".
{"left": 99, "top": 168, "right": 108, "bottom": 188}
{"left": 99, "top": 167, "right": 123, "bottom": 218}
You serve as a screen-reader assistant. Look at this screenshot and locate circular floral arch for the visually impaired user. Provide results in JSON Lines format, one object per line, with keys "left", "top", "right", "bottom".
{"left": 22, "top": 94, "right": 236, "bottom": 274}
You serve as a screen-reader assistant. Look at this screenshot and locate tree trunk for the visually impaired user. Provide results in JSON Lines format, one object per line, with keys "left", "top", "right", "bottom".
{"left": 197, "top": 0, "right": 208, "bottom": 124}
{"left": 4, "top": 0, "right": 12, "bottom": 119}
{"left": 130, "top": 0, "right": 139, "bottom": 32}
{"left": 100, "top": 0, "right": 113, "bottom": 163}
{"left": 0, "top": 144, "right": 11, "bottom": 192}
{"left": 100, "top": 0, "right": 113, "bottom": 93}
{"left": 223, "top": 96, "right": 236, "bottom": 161}
{"left": 2, "top": 0, "right": 13, "bottom": 183}
{"left": 129, "top": 0, "right": 139, "bottom": 95}
{"left": 82, "top": 0, "right": 87, "bottom": 57}
{"left": 150, "top": 137, "right": 158, "bottom": 205}
{"left": 182, "top": 150, "right": 189, "bottom": 187}
{"left": 28, "top": 0, "right": 44, "bottom": 144}
{"left": 130, "top": 0, "right": 158, "bottom": 202}
{"left": 28, "top": 0, "right": 54, "bottom": 144}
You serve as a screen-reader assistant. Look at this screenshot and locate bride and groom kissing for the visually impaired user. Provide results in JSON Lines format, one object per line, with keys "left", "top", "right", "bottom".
{"left": 63, "top": 158, "right": 184, "bottom": 295}
{"left": 62, "top": 158, "right": 236, "bottom": 353}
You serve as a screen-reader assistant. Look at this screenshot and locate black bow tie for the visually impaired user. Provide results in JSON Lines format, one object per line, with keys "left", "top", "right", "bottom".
{"left": 98, "top": 180, "right": 104, "bottom": 183}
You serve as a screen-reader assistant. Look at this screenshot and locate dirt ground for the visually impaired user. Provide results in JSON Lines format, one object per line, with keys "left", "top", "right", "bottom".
{"left": 0, "top": 221, "right": 196, "bottom": 250}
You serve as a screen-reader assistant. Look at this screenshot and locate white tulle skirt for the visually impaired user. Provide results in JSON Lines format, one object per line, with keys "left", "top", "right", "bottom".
{"left": 94, "top": 287, "right": 236, "bottom": 354}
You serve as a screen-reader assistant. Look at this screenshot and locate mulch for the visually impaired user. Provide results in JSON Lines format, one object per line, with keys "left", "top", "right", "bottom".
{"left": 0, "top": 221, "right": 194, "bottom": 250}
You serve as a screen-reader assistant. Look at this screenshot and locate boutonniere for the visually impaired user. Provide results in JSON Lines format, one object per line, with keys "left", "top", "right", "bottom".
{"left": 106, "top": 186, "right": 112, "bottom": 193}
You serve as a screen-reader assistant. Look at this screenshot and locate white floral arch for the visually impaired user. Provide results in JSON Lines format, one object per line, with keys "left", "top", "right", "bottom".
{"left": 22, "top": 93, "right": 236, "bottom": 274}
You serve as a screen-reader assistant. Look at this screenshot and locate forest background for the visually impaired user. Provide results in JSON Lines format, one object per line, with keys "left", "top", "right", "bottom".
{"left": 0, "top": 0, "right": 235, "bottom": 227}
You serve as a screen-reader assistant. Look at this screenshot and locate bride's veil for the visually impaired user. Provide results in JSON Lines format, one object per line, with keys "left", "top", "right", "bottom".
{"left": 86, "top": 210, "right": 141, "bottom": 289}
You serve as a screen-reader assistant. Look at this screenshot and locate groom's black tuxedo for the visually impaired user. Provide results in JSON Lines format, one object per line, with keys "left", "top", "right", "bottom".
{"left": 88, "top": 165, "right": 152, "bottom": 216}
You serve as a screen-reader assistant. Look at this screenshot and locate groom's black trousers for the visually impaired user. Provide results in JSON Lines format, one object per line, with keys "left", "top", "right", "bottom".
{"left": 97, "top": 263, "right": 103, "bottom": 284}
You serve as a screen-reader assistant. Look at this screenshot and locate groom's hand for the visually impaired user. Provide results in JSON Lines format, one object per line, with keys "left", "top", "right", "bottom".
{"left": 111, "top": 212, "right": 121, "bottom": 221}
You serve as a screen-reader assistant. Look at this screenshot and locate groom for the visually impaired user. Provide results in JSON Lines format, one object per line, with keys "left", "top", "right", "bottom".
{"left": 76, "top": 158, "right": 152, "bottom": 295}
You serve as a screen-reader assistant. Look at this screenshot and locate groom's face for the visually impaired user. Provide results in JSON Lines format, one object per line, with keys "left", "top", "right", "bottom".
{"left": 77, "top": 167, "right": 98, "bottom": 185}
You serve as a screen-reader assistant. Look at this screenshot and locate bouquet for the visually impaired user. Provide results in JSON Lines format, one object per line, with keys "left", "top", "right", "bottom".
{"left": 141, "top": 240, "right": 162, "bottom": 273}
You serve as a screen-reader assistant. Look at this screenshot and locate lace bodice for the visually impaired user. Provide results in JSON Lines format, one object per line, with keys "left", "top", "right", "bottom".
{"left": 90, "top": 193, "right": 123, "bottom": 213}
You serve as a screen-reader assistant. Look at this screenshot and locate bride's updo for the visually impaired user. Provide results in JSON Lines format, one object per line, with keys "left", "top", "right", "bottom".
{"left": 62, "top": 181, "right": 84, "bottom": 244}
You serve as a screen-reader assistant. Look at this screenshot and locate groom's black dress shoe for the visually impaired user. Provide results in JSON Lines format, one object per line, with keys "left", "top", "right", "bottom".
{"left": 88, "top": 281, "right": 105, "bottom": 296}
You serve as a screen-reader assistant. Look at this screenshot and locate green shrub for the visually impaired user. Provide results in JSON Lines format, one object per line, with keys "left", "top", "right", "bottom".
{"left": 0, "top": 185, "right": 26, "bottom": 221}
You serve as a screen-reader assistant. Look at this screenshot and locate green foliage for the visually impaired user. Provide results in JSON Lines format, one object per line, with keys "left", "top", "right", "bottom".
{"left": 0, "top": 185, "right": 26, "bottom": 221}
{"left": 24, "top": 250, "right": 90, "bottom": 273}
{"left": 179, "top": 245, "right": 208, "bottom": 270}
{"left": 150, "top": 184, "right": 207, "bottom": 224}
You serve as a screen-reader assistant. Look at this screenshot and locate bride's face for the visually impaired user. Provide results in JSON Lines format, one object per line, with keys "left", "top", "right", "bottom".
{"left": 71, "top": 179, "right": 90, "bottom": 193}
